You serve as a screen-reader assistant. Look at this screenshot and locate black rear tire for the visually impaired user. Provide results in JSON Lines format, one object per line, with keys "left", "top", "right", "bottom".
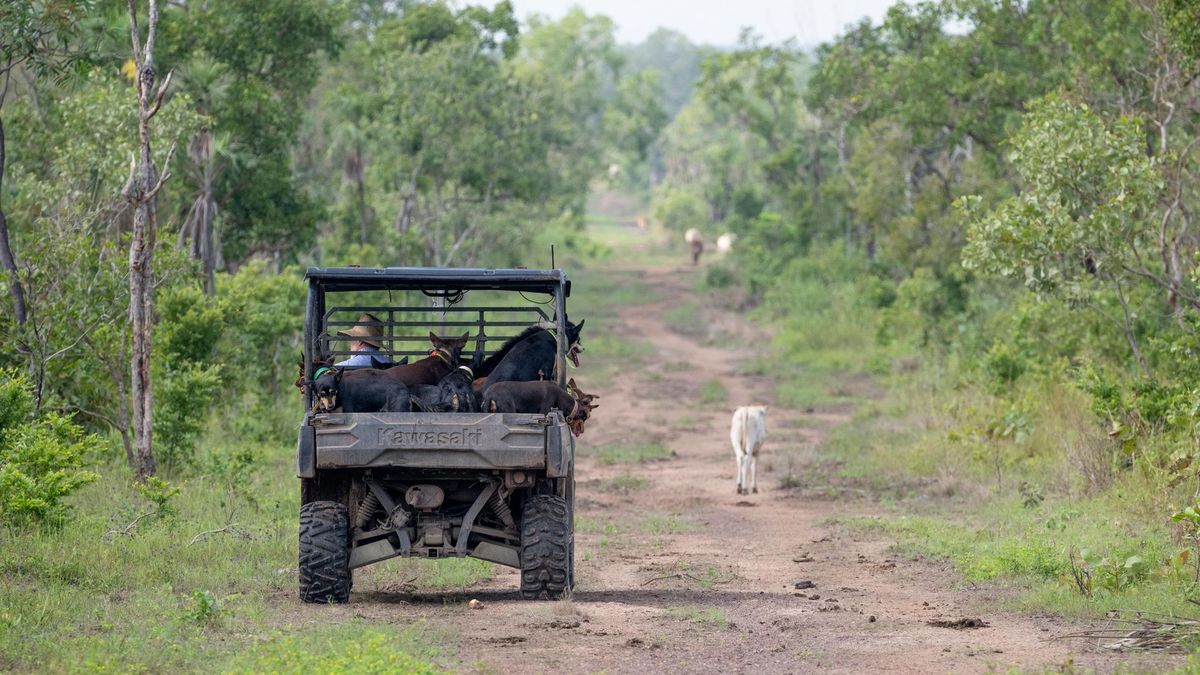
{"left": 299, "top": 500, "right": 351, "bottom": 603}
{"left": 565, "top": 476, "right": 576, "bottom": 591}
{"left": 519, "top": 495, "right": 572, "bottom": 600}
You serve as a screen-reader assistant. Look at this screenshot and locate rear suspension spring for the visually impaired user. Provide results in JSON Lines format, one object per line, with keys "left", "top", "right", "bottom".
{"left": 488, "top": 489, "right": 515, "bottom": 530}
{"left": 356, "top": 490, "right": 381, "bottom": 529}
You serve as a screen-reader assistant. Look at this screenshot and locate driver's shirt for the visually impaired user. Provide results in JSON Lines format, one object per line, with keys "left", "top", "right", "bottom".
{"left": 335, "top": 348, "right": 392, "bottom": 367}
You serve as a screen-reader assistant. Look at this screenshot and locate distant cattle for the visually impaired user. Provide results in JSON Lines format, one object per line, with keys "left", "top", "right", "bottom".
{"left": 716, "top": 233, "right": 735, "bottom": 255}
{"left": 684, "top": 228, "right": 704, "bottom": 265}
{"left": 730, "top": 405, "right": 768, "bottom": 495}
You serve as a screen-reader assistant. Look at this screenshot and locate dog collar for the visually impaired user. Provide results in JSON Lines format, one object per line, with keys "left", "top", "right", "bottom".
{"left": 457, "top": 365, "right": 474, "bottom": 378}
{"left": 430, "top": 349, "right": 453, "bottom": 365}
{"left": 313, "top": 366, "right": 333, "bottom": 379}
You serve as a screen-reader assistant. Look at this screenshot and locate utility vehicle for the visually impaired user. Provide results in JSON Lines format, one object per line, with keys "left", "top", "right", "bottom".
{"left": 296, "top": 267, "right": 576, "bottom": 602}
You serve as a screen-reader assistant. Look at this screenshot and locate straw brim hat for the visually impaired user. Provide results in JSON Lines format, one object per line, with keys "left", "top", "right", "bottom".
{"left": 337, "top": 312, "right": 385, "bottom": 349}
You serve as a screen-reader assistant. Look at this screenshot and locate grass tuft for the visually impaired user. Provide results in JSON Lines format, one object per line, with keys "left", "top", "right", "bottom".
{"left": 581, "top": 441, "right": 673, "bottom": 465}
{"left": 600, "top": 473, "right": 651, "bottom": 493}
{"left": 698, "top": 380, "right": 727, "bottom": 405}
{"left": 666, "top": 606, "right": 729, "bottom": 629}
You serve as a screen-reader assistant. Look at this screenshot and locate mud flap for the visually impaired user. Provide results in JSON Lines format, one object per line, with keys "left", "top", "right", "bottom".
{"left": 296, "top": 424, "right": 316, "bottom": 478}
{"left": 544, "top": 414, "right": 573, "bottom": 478}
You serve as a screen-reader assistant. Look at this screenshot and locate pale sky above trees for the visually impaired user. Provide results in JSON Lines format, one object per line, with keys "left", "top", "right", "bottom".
{"left": 508, "top": 0, "right": 900, "bottom": 46}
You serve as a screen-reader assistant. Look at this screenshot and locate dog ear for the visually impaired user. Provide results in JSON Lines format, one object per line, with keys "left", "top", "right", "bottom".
{"left": 334, "top": 367, "right": 344, "bottom": 381}
{"left": 575, "top": 319, "right": 584, "bottom": 331}
{"left": 456, "top": 331, "right": 470, "bottom": 348}
{"left": 428, "top": 331, "right": 441, "bottom": 346}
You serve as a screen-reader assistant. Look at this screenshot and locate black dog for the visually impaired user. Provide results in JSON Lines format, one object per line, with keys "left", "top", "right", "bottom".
{"left": 409, "top": 360, "right": 482, "bottom": 412}
{"left": 479, "top": 320, "right": 585, "bottom": 392}
{"left": 311, "top": 366, "right": 411, "bottom": 413}
{"left": 482, "top": 378, "right": 598, "bottom": 436}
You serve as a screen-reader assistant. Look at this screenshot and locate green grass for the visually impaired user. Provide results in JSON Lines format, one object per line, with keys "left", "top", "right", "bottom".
{"left": 0, "top": 443, "right": 462, "bottom": 673}
{"left": 698, "top": 379, "right": 727, "bottom": 405}
{"left": 225, "top": 622, "right": 442, "bottom": 673}
{"left": 665, "top": 606, "right": 729, "bottom": 629}
{"left": 835, "top": 497, "right": 1195, "bottom": 619}
{"left": 663, "top": 301, "right": 706, "bottom": 339}
{"left": 576, "top": 516, "right": 628, "bottom": 536}
{"left": 365, "top": 557, "right": 494, "bottom": 592}
{"left": 641, "top": 513, "right": 694, "bottom": 535}
{"left": 669, "top": 414, "right": 704, "bottom": 432}
{"left": 599, "top": 473, "right": 651, "bottom": 493}
{"left": 583, "top": 333, "right": 655, "bottom": 364}
{"left": 581, "top": 441, "right": 673, "bottom": 465}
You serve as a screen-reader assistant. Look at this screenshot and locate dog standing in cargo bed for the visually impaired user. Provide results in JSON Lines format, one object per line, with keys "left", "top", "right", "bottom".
{"left": 483, "top": 378, "right": 598, "bottom": 436}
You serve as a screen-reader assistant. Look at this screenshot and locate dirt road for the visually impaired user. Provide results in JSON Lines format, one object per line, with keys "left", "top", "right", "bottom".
{"left": 331, "top": 257, "right": 1174, "bottom": 673}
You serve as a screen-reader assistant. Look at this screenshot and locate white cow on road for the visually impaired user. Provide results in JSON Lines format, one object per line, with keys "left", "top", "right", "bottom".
{"left": 716, "top": 232, "right": 736, "bottom": 255}
{"left": 730, "top": 405, "right": 768, "bottom": 495}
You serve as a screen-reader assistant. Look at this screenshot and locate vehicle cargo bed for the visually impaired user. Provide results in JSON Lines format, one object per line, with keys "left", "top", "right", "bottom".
{"left": 308, "top": 411, "right": 573, "bottom": 475}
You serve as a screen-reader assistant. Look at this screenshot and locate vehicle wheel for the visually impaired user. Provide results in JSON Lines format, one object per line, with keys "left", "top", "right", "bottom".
{"left": 519, "top": 495, "right": 572, "bottom": 600}
{"left": 299, "top": 500, "right": 351, "bottom": 603}
{"left": 566, "top": 477, "right": 576, "bottom": 591}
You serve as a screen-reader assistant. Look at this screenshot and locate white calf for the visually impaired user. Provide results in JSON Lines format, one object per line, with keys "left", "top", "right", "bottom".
{"left": 716, "top": 232, "right": 735, "bottom": 254}
{"left": 730, "top": 405, "right": 767, "bottom": 495}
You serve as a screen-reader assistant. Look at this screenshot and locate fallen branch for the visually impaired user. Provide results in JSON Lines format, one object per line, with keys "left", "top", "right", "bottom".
{"left": 1056, "top": 614, "right": 1200, "bottom": 653}
{"left": 104, "top": 510, "right": 155, "bottom": 539}
{"left": 641, "top": 572, "right": 735, "bottom": 586}
{"left": 188, "top": 524, "right": 248, "bottom": 545}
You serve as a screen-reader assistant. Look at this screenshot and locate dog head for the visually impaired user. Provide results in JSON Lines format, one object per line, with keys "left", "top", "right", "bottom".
{"left": 565, "top": 378, "right": 599, "bottom": 437}
{"left": 312, "top": 367, "right": 342, "bottom": 413}
{"left": 297, "top": 355, "right": 333, "bottom": 395}
{"left": 429, "top": 331, "right": 471, "bottom": 366}
{"left": 565, "top": 319, "right": 585, "bottom": 368}
{"left": 441, "top": 365, "right": 477, "bottom": 412}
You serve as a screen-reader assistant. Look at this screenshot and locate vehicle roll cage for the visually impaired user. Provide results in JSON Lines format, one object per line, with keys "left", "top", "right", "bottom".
{"left": 302, "top": 267, "right": 573, "bottom": 408}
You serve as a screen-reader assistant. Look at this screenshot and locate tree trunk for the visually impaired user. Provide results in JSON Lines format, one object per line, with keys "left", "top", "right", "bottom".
{"left": 0, "top": 116, "right": 28, "bottom": 326}
{"left": 126, "top": 0, "right": 170, "bottom": 481}
{"left": 354, "top": 144, "right": 369, "bottom": 246}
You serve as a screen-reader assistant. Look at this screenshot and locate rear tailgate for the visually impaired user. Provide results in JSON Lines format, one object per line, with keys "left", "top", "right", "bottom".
{"left": 309, "top": 411, "right": 570, "bottom": 473}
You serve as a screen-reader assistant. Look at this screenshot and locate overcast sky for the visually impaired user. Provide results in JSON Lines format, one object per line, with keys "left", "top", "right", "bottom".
{"left": 507, "top": 0, "right": 901, "bottom": 47}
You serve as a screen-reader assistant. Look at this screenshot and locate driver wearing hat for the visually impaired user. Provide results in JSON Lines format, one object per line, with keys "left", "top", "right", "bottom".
{"left": 335, "top": 312, "right": 393, "bottom": 367}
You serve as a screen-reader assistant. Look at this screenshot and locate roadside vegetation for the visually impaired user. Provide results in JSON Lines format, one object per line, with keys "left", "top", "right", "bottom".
{"left": 647, "top": 0, "right": 1200, "bottom": 642}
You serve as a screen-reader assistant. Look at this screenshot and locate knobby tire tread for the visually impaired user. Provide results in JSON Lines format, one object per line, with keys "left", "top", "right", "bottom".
{"left": 520, "top": 495, "right": 572, "bottom": 600}
{"left": 299, "top": 500, "right": 351, "bottom": 604}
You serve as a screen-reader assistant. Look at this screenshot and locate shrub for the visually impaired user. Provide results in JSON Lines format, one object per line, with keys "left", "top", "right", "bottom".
{"left": 984, "top": 341, "right": 1026, "bottom": 386}
{"left": 0, "top": 371, "right": 100, "bottom": 529}
{"left": 154, "top": 363, "right": 222, "bottom": 472}
{"left": 703, "top": 263, "right": 737, "bottom": 289}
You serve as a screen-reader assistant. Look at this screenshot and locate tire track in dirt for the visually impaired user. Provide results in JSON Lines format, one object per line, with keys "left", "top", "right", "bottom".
{"left": 321, "top": 260, "right": 1177, "bottom": 673}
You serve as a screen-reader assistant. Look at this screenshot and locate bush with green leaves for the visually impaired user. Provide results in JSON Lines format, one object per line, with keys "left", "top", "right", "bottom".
{"left": 0, "top": 371, "right": 99, "bottom": 529}
{"left": 153, "top": 363, "right": 223, "bottom": 473}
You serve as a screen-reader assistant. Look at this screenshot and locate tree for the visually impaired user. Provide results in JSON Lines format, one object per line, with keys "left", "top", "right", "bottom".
{"left": 0, "top": 1, "right": 93, "bottom": 326}
{"left": 621, "top": 29, "right": 709, "bottom": 119}
{"left": 960, "top": 96, "right": 1162, "bottom": 375}
{"left": 123, "top": 0, "right": 176, "bottom": 480}
{"left": 160, "top": 0, "right": 340, "bottom": 265}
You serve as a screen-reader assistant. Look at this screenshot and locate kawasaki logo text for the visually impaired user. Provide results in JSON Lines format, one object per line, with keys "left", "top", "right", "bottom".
{"left": 381, "top": 428, "right": 484, "bottom": 447}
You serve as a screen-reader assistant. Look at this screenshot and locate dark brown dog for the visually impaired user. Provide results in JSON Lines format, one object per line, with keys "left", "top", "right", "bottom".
{"left": 482, "top": 378, "right": 598, "bottom": 436}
